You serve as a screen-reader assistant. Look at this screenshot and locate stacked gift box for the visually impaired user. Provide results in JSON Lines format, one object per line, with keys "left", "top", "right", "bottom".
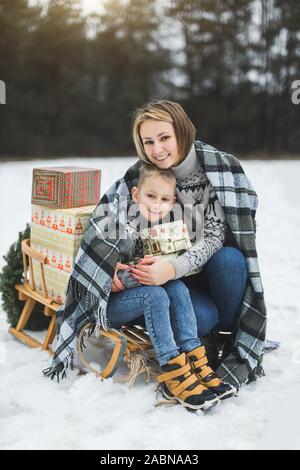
{"left": 30, "top": 166, "right": 101, "bottom": 304}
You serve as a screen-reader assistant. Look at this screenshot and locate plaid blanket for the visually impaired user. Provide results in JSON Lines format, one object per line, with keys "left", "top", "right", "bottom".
{"left": 43, "top": 140, "right": 267, "bottom": 389}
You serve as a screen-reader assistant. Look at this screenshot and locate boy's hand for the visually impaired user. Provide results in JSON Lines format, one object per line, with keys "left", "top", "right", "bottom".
{"left": 111, "top": 262, "right": 130, "bottom": 292}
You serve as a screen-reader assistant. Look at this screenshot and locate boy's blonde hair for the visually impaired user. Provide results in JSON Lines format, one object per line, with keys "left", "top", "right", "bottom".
{"left": 132, "top": 100, "right": 196, "bottom": 164}
{"left": 137, "top": 164, "right": 176, "bottom": 192}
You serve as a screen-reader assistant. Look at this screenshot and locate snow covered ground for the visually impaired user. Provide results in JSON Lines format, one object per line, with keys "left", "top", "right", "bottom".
{"left": 0, "top": 157, "right": 300, "bottom": 450}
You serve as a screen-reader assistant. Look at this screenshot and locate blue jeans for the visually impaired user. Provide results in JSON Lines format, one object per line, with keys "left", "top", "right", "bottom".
{"left": 182, "top": 247, "right": 248, "bottom": 335}
{"left": 106, "top": 279, "right": 201, "bottom": 366}
{"left": 107, "top": 246, "right": 248, "bottom": 365}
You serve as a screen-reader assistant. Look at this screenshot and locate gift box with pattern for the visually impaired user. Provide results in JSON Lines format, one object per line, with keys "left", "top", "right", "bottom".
{"left": 31, "top": 166, "right": 101, "bottom": 209}
{"left": 31, "top": 204, "right": 94, "bottom": 242}
{"left": 141, "top": 220, "right": 192, "bottom": 262}
{"left": 140, "top": 220, "right": 200, "bottom": 277}
{"left": 31, "top": 261, "right": 70, "bottom": 305}
{"left": 30, "top": 204, "right": 95, "bottom": 304}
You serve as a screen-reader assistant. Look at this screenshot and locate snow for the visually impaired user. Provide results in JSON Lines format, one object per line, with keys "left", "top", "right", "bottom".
{"left": 0, "top": 157, "right": 300, "bottom": 450}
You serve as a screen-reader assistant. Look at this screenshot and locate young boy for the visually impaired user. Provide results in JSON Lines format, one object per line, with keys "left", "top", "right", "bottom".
{"left": 106, "top": 164, "right": 234, "bottom": 411}
{"left": 117, "top": 164, "right": 193, "bottom": 288}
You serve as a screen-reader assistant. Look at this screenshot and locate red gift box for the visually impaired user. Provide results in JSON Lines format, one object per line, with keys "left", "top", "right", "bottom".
{"left": 31, "top": 166, "right": 101, "bottom": 209}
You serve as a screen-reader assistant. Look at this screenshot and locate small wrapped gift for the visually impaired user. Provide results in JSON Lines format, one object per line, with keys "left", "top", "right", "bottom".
{"left": 31, "top": 166, "right": 101, "bottom": 209}
{"left": 141, "top": 220, "right": 191, "bottom": 262}
{"left": 117, "top": 220, "right": 194, "bottom": 289}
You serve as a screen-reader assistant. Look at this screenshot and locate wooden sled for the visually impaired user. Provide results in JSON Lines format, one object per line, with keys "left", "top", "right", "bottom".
{"left": 9, "top": 239, "right": 156, "bottom": 383}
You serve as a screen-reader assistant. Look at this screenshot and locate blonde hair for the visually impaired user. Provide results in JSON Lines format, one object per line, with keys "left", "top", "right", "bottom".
{"left": 132, "top": 100, "right": 196, "bottom": 164}
{"left": 137, "top": 163, "right": 176, "bottom": 192}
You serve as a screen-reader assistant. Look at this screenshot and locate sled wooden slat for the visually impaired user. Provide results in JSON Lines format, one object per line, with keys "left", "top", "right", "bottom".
{"left": 16, "top": 284, "right": 58, "bottom": 309}
{"left": 121, "top": 326, "right": 152, "bottom": 345}
{"left": 21, "top": 239, "right": 48, "bottom": 263}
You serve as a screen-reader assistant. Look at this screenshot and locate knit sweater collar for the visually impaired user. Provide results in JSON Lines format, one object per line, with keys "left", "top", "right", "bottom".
{"left": 171, "top": 142, "right": 204, "bottom": 180}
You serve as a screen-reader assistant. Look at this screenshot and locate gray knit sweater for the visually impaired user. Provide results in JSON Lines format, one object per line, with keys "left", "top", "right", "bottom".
{"left": 169, "top": 143, "right": 226, "bottom": 279}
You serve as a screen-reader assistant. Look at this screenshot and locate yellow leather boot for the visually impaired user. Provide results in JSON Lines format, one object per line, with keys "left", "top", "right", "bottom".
{"left": 187, "top": 346, "right": 234, "bottom": 400}
{"left": 157, "top": 352, "right": 218, "bottom": 411}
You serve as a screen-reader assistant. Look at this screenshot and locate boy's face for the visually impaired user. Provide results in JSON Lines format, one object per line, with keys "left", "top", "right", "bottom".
{"left": 131, "top": 174, "right": 176, "bottom": 223}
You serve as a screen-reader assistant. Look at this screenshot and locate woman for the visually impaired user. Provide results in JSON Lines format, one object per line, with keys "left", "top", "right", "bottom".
{"left": 44, "top": 100, "right": 266, "bottom": 394}
{"left": 112, "top": 101, "right": 248, "bottom": 338}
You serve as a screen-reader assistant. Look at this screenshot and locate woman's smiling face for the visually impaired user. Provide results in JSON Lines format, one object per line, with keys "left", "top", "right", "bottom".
{"left": 139, "top": 120, "right": 181, "bottom": 169}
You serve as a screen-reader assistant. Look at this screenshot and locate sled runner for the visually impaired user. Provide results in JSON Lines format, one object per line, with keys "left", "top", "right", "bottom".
{"left": 77, "top": 323, "right": 156, "bottom": 384}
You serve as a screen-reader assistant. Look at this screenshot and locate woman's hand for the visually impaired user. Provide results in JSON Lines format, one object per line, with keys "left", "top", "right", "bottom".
{"left": 130, "top": 255, "right": 176, "bottom": 286}
{"left": 111, "top": 262, "right": 130, "bottom": 292}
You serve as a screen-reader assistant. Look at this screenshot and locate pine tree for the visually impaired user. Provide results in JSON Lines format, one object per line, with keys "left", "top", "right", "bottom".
{"left": 25, "top": 0, "right": 88, "bottom": 155}
{"left": 166, "top": 0, "right": 254, "bottom": 150}
{"left": 88, "top": 0, "right": 171, "bottom": 153}
{"left": 273, "top": 0, "right": 300, "bottom": 151}
{"left": 249, "top": 0, "right": 300, "bottom": 152}
{"left": 0, "top": 0, "right": 41, "bottom": 156}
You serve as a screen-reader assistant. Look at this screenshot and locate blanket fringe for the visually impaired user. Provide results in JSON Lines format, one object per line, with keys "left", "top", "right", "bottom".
{"left": 42, "top": 362, "right": 66, "bottom": 383}
{"left": 78, "top": 320, "right": 96, "bottom": 352}
{"left": 247, "top": 364, "right": 265, "bottom": 383}
{"left": 42, "top": 350, "right": 76, "bottom": 382}
{"left": 67, "top": 277, "right": 109, "bottom": 332}
{"left": 45, "top": 277, "right": 106, "bottom": 382}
